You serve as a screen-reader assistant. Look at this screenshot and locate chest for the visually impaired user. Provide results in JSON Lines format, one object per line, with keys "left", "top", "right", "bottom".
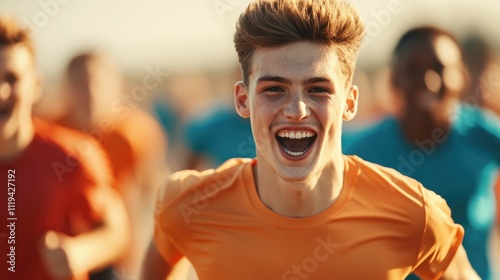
{"left": 176, "top": 216, "right": 417, "bottom": 280}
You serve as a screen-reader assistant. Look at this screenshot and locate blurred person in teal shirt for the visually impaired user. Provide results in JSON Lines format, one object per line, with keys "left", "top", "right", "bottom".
{"left": 346, "top": 26, "right": 500, "bottom": 280}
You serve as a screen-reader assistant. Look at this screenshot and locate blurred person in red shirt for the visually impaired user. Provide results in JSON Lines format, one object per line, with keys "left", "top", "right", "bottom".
{"left": 0, "top": 15, "right": 129, "bottom": 280}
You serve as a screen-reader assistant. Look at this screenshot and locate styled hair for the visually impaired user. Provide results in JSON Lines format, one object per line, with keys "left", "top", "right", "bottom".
{"left": 0, "top": 15, "right": 35, "bottom": 59}
{"left": 234, "top": 0, "right": 365, "bottom": 87}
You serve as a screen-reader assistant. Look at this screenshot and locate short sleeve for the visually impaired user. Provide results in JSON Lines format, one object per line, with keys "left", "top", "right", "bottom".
{"left": 153, "top": 215, "right": 183, "bottom": 265}
{"left": 152, "top": 173, "right": 195, "bottom": 265}
{"left": 413, "top": 188, "right": 464, "bottom": 279}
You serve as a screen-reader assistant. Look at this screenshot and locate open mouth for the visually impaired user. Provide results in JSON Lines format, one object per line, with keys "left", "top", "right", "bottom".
{"left": 276, "top": 129, "right": 317, "bottom": 158}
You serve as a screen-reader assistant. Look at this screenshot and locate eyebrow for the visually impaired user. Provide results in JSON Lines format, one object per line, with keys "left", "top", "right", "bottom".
{"left": 256, "top": 75, "right": 333, "bottom": 86}
{"left": 256, "top": 76, "right": 292, "bottom": 84}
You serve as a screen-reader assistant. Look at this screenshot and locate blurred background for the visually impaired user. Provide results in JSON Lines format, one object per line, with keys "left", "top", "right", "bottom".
{"left": 0, "top": 1, "right": 498, "bottom": 166}
{"left": 1, "top": 0, "right": 499, "bottom": 79}
{"left": 1, "top": 1, "right": 499, "bottom": 280}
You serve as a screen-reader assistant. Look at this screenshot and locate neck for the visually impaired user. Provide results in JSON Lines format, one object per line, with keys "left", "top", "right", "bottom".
{"left": 254, "top": 152, "right": 345, "bottom": 218}
{"left": 399, "top": 112, "right": 451, "bottom": 143}
{"left": 0, "top": 120, "right": 35, "bottom": 161}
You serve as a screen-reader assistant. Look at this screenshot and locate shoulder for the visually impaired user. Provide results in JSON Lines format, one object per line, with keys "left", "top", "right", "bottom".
{"left": 456, "top": 104, "right": 500, "bottom": 137}
{"left": 346, "top": 155, "right": 459, "bottom": 226}
{"left": 117, "top": 108, "right": 166, "bottom": 141}
{"left": 33, "top": 118, "right": 113, "bottom": 185}
{"left": 96, "top": 110, "right": 167, "bottom": 173}
{"left": 344, "top": 117, "right": 398, "bottom": 154}
{"left": 345, "top": 155, "right": 461, "bottom": 246}
{"left": 347, "top": 155, "right": 418, "bottom": 184}
{"left": 456, "top": 104, "right": 500, "bottom": 159}
{"left": 34, "top": 118, "right": 103, "bottom": 157}
{"left": 154, "top": 158, "right": 253, "bottom": 213}
{"left": 346, "top": 155, "right": 426, "bottom": 205}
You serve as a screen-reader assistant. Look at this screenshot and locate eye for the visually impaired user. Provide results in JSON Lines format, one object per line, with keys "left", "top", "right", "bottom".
{"left": 262, "top": 86, "right": 286, "bottom": 98}
{"left": 308, "top": 87, "right": 330, "bottom": 94}
{"left": 264, "top": 86, "right": 284, "bottom": 92}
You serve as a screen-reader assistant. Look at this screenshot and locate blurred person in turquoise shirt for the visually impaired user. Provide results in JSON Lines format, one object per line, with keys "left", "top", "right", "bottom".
{"left": 346, "top": 26, "right": 500, "bottom": 280}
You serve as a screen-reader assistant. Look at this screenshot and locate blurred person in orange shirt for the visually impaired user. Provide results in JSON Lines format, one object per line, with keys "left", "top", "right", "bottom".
{"left": 56, "top": 51, "right": 171, "bottom": 279}
{"left": 0, "top": 15, "right": 129, "bottom": 280}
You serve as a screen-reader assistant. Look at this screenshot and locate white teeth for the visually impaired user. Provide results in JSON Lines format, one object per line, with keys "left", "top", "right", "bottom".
{"left": 284, "top": 148, "right": 306, "bottom": 157}
{"left": 277, "top": 130, "right": 315, "bottom": 139}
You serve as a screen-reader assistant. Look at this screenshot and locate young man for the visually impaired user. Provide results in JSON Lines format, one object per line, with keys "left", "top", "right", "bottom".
{"left": 345, "top": 26, "right": 500, "bottom": 280}
{"left": 143, "top": 1, "right": 479, "bottom": 279}
{"left": 0, "top": 16, "right": 129, "bottom": 280}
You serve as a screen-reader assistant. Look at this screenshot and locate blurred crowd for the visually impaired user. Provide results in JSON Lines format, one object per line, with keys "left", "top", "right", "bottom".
{"left": 0, "top": 2, "right": 499, "bottom": 280}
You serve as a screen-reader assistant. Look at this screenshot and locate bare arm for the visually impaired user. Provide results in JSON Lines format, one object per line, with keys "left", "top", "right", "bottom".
{"left": 40, "top": 188, "right": 130, "bottom": 279}
{"left": 440, "top": 244, "right": 480, "bottom": 280}
{"left": 141, "top": 238, "right": 173, "bottom": 280}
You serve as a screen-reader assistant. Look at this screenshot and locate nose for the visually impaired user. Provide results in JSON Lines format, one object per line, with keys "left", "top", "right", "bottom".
{"left": 0, "top": 82, "right": 12, "bottom": 101}
{"left": 284, "top": 95, "right": 309, "bottom": 121}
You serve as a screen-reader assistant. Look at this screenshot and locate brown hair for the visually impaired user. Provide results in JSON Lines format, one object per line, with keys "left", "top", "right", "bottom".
{"left": 0, "top": 15, "right": 35, "bottom": 60}
{"left": 234, "top": 0, "right": 364, "bottom": 87}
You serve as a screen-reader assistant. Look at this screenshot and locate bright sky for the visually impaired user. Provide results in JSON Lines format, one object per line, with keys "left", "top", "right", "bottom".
{"left": 1, "top": 0, "right": 499, "bottom": 81}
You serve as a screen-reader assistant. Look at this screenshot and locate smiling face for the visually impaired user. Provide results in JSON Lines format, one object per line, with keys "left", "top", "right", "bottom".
{"left": 0, "top": 45, "right": 40, "bottom": 141}
{"left": 235, "top": 41, "right": 358, "bottom": 182}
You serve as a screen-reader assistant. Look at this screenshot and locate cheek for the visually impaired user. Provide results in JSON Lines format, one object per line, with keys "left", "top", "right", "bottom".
{"left": 16, "top": 79, "right": 38, "bottom": 103}
{"left": 249, "top": 98, "right": 280, "bottom": 151}
{"left": 251, "top": 96, "right": 281, "bottom": 122}
{"left": 317, "top": 100, "right": 343, "bottom": 120}
{"left": 317, "top": 102, "right": 344, "bottom": 137}
{"left": 249, "top": 117, "right": 273, "bottom": 155}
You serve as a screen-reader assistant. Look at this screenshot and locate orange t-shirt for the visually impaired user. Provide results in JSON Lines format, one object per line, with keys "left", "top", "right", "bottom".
{"left": 154, "top": 156, "right": 464, "bottom": 280}
{"left": 0, "top": 119, "right": 115, "bottom": 280}
{"left": 57, "top": 108, "right": 168, "bottom": 194}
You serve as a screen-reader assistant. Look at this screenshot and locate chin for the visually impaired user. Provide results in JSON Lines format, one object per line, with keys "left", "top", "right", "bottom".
{"left": 276, "top": 165, "right": 316, "bottom": 183}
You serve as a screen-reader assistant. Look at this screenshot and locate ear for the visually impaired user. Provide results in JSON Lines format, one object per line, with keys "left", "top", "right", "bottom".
{"left": 234, "top": 81, "right": 250, "bottom": 118}
{"left": 343, "top": 85, "right": 358, "bottom": 121}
